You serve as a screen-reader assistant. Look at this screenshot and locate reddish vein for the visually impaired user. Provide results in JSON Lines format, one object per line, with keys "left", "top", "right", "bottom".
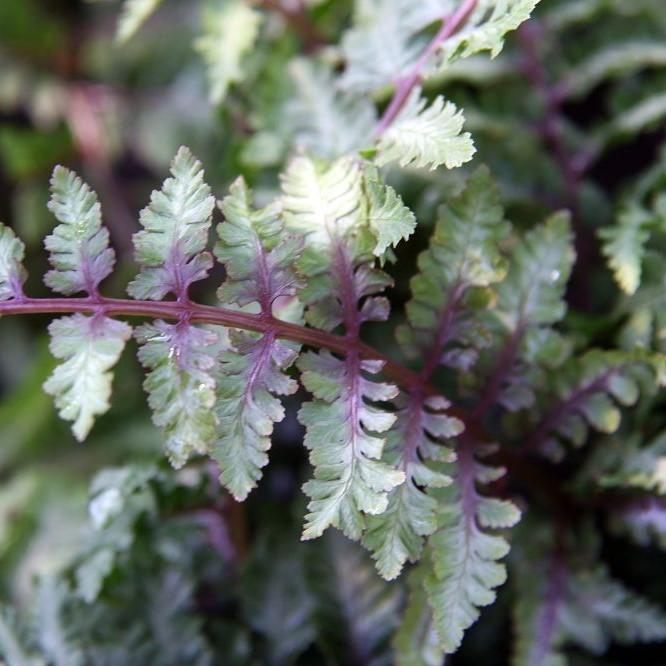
{"left": 473, "top": 324, "right": 526, "bottom": 419}
{"left": 374, "top": 0, "right": 478, "bottom": 136}
{"left": 523, "top": 368, "right": 619, "bottom": 453}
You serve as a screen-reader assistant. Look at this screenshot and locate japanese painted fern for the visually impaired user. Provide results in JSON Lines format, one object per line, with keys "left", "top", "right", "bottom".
{"left": 2, "top": 0, "right": 666, "bottom": 664}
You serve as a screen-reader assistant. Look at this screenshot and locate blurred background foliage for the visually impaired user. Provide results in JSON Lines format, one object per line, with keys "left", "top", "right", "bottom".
{"left": 0, "top": 0, "right": 666, "bottom": 664}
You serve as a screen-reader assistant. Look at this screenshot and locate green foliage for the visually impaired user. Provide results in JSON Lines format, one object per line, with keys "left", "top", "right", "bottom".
{"left": 212, "top": 178, "right": 302, "bottom": 500}
{"left": 44, "top": 315, "right": 132, "bottom": 442}
{"left": 397, "top": 166, "right": 508, "bottom": 366}
{"left": 364, "top": 395, "right": 462, "bottom": 581}
{"left": 495, "top": 212, "right": 575, "bottom": 332}
{"left": 533, "top": 350, "right": 643, "bottom": 453}
{"left": 3, "top": 0, "right": 666, "bottom": 663}
{"left": 45, "top": 167, "right": 115, "bottom": 297}
{"left": 512, "top": 531, "right": 666, "bottom": 665}
{"left": 375, "top": 90, "right": 476, "bottom": 171}
{"left": 298, "top": 352, "right": 404, "bottom": 540}
{"left": 244, "top": 58, "right": 377, "bottom": 164}
{"left": 128, "top": 146, "right": 215, "bottom": 301}
{"left": 423, "top": 445, "right": 521, "bottom": 655}
{"left": 134, "top": 321, "right": 221, "bottom": 467}
{"left": 432, "top": 0, "right": 542, "bottom": 69}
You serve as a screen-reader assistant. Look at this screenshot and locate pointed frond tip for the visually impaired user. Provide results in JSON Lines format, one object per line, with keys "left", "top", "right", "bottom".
{"left": 496, "top": 211, "right": 575, "bottom": 331}
{"left": 46, "top": 166, "right": 115, "bottom": 296}
{"left": 432, "top": 0, "right": 542, "bottom": 70}
{"left": 398, "top": 166, "right": 509, "bottom": 369}
{"left": 215, "top": 176, "right": 303, "bottom": 310}
{"left": 128, "top": 146, "right": 215, "bottom": 301}
{"left": 214, "top": 332, "right": 300, "bottom": 501}
{"left": 212, "top": 177, "right": 304, "bottom": 500}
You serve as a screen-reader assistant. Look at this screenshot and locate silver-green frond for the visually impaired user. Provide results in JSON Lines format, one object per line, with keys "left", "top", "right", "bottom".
{"left": 495, "top": 212, "right": 575, "bottom": 331}
{"left": 423, "top": 444, "right": 521, "bottom": 654}
{"left": 364, "top": 395, "right": 463, "bottom": 580}
{"left": 45, "top": 166, "right": 115, "bottom": 296}
{"left": 281, "top": 155, "right": 364, "bottom": 248}
{"left": 214, "top": 333, "right": 299, "bottom": 501}
{"left": 0, "top": 223, "right": 27, "bottom": 301}
{"left": 600, "top": 204, "right": 654, "bottom": 294}
{"left": 213, "top": 178, "right": 303, "bottom": 500}
{"left": 135, "top": 321, "right": 221, "bottom": 468}
{"left": 431, "top": 0, "right": 542, "bottom": 71}
{"left": 363, "top": 170, "right": 417, "bottom": 256}
{"left": 128, "top": 146, "right": 215, "bottom": 301}
{"left": 375, "top": 90, "right": 475, "bottom": 171}
{"left": 44, "top": 314, "right": 132, "bottom": 441}
{"left": 298, "top": 352, "right": 405, "bottom": 540}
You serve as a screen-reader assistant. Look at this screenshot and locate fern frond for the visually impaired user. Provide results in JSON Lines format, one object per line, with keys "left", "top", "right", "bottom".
{"left": 77, "top": 465, "right": 163, "bottom": 602}
{"left": 215, "top": 177, "right": 301, "bottom": 309}
{"left": 515, "top": 560, "right": 666, "bottom": 661}
{"left": 609, "top": 497, "right": 666, "bottom": 550}
{"left": 561, "top": 41, "right": 666, "bottom": 100}
{"left": 44, "top": 314, "right": 132, "bottom": 441}
{"left": 567, "top": 568, "right": 666, "bottom": 648}
{"left": 600, "top": 204, "right": 653, "bottom": 294}
{"left": 281, "top": 155, "right": 406, "bottom": 538}
{"left": 362, "top": 168, "right": 417, "bottom": 257}
{"left": 135, "top": 321, "right": 221, "bottom": 468}
{"left": 281, "top": 155, "right": 364, "bottom": 249}
{"left": 195, "top": 0, "right": 262, "bottom": 105}
{"left": 0, "top": 606, "right": 42, "bottom": 666}
{"left": 597, "top": 430, "right": 666, "bottom": 493}
{"left": 242, "top": 59, "right": 376, "bottom": 166}
{"left": 298, "top": 352, "right": 404, "bottom": 540}
{"left": 128, "top": 146, "right": 215, "bottom": 301}
{"left": 532, "top": 350, "right": 642, "bottom": 451}
{"left": 511, "top": 539, "right": 568, "bottom": 666}
{"left": 0, "top": 223, "right": 27, "bottom": 301}
{"left": 495, "top": 212, "right": 575, "bottom": 331}
{"left": 305, "top": 532, "right": 401, "bottom": 663}
{"left": 364, "top": 395, "right": 462, "bottom": 580}
{"left": 397, "top": 166, "right": 508, "bottom": 367}
{"left": 45, "top": 166, "right": 115, "bottom": 297}
{"left": 431, "top": 0, "right": 540, "bottom": 72}
{"left": 212, "top": 178, "right": 303, "bottom": 500}
{"left": 394, "top": 562, "right": 443, "bottom": 666}
{"left": 242, "top": 528, "right": 316, "bottom": 662}
{"left": 36, "top": 577, "right": 85, "bottom": 666}
{"left": 375, "top": 90, "right": 475, "bottom": 171}
{"left": 423, "top": 441, "right": 521, "bottom": 654}
{"left": 544, "top": 0, "right": 660, "bottom": 30}
{"left": 470, "top": 212, "right": 576, "bottom": 413}
{"left": 366, "top": 169, "right": 508, "bottom": 581}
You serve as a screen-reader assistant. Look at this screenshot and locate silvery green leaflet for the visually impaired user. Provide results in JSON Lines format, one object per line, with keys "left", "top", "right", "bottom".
{"left": 2, "top": 0, "right": 666, "bottom": 664}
